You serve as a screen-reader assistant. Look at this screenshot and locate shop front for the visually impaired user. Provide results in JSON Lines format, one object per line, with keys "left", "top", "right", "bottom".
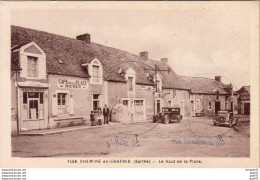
{"left": 18, "top": 83, "right": 49, "bottom": 132}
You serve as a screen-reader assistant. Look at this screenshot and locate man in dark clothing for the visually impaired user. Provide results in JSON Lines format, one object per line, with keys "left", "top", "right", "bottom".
{"left": 103, "top": 104, "right": 110, "bottom": 124}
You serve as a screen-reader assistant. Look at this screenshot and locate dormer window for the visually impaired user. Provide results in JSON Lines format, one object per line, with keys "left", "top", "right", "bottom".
{"left": 124, "top": 68, "right": 136, "bottom": 97}
{"left": 128, "top": 77, "right": 134, "bottom": 92}
{"left": 17, "top": 41, "right": 46, "bottom": 79}
{"left": 92, "top": 65, "right": 99, "bottom": 82}
{"left": 156, "top": 80, "right": 162, "bottom": 92}
{"left": 82, "top": 57, "right": 103, "bottom": 85}
{"left": 154, "top": 73, "right": 162, "bottom": 92}
{"left": 27, "top": 56, "right": 38, "bottom": 77}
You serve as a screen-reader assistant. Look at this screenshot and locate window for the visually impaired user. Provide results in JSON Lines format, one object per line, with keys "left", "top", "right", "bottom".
{"left": 128, "top": 77, "right": 133, "bottom": 92}
{"left": 57, "top": 93, "right": 67, "bottom": 115}
{"left": 156, "top": 80, "right": 161, "bottom": 92}
{"left": 196, "top": 99, "right": 200, "bottom": 111}
{"left": 123, "top": 100, "right": 129, "bottom": 106}
{"left": 190, "top": 94, "right": 195, "bottom": 99}
{"left": 208, "top": 102, "right": 212, "bottom": 110}
{"left": 93, "top": 94, "right": 100, "bottom": 111}
{"left": 23, "top": 92, "right": 27, "bottom": 104}
{"left": 134, "top": 100, "right": 144, "bottom": 116}
{"left": 168, "top": 100, "right": 172, "bottom": 106}
{"left": 179, "top": 100, "right": 185, "bottom": 115}
{"left": 157, "top": 100, "right": 161, "bottom": 113}
{"left": 40, "top": 93, "right": 44, "bottom": 104}
{"left": 92, "top": 65, "right": 99, "bottom": 82}
{"left": 191, "top": 100, "right": 194, "bottom": 110}
{"left": 27, "top": 56, "right": 38, "bottom": 77}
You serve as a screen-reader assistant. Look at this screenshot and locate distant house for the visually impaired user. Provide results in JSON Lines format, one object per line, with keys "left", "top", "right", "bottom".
{"left": 180, "top": 76, "right": 238, "bottom": 117}
{"left": 10, "top": 25, "right": 236, "bottom": 134}
{"left": 236, "top": 86, "right": 250, "bottom": 115}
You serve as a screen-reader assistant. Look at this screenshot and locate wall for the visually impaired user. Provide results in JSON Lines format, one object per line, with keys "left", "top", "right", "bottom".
{"left": 11, "top": 73, "right": 18, "bottom": 134}
{"left": 107, "top": 81, "right": 128, "bottom": 108}
{"left": 136, "top": 84, "right": 154, "bottom": 120}
{"left": 193, "top": 94, "right": 229, "bottom": 116}
{"left": 48, "top": 75, "right": 105, "bottom": 128}
{"left": 163, "top": 89, "right": 191, "bottom": 117}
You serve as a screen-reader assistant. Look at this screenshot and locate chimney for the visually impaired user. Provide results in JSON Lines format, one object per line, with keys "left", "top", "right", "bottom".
{"left": 215, "top": 76, "right": 221, "bottom": 82}
{"left": 140, "top": 51, "right": 148, "bottom": 61}
{"left": 76, "top": 34, "right": 91, "bottom": 44}
{"left": 161, "top": 58, "right": 168, "bottom": 64}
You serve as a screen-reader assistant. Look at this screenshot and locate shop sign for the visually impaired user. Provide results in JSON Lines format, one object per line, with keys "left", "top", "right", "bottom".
{"left": 21, "top": 88, "right": 45, "bottom": 92}
{"left": 57, "top": 79, "right": 87, "bottom": 89}
{"left": 136, "top": 85, "right": 154, "bottom": 92}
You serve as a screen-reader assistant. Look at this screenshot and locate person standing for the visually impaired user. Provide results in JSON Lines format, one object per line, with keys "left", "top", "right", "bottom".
{"left": 97, "top": 107, "right": 103, "bottom": 125}
{"left": 90, "top": 111, "right": 96, "bottom": 126}
{"left": 103, "top": 104, "right": 110, "bottom": 124}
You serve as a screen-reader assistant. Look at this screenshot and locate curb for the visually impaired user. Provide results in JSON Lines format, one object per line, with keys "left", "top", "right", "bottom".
{"left": 18, "top": 121, "right": 153, "bottom": 136}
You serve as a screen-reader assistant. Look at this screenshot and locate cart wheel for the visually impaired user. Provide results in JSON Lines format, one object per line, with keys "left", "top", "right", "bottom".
{"left": 164, "top": 116, "right": 169, "bottom": 124}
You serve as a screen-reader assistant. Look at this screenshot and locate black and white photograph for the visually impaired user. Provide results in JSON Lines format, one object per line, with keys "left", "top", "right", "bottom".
{"left": 0, "top": 1, "right": 259, "bottom": 168}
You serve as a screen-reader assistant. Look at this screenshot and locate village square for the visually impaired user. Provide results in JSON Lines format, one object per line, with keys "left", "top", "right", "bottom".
{"left": 10, "top": 25, "right": 250, "bottom": 157}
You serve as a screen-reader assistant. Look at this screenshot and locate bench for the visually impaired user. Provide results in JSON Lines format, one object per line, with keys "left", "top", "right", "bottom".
{"left": 54, "top": 116, "right": 85, "bottom": 128}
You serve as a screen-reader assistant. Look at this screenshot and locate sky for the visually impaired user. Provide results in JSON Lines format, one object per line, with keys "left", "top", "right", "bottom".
{"left": 11, "top": 7, "right": 252, "bottom": 90}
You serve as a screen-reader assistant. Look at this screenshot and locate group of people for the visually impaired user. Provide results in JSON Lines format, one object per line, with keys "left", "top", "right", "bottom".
{"left": 90, "top": 104, "right": 110, "bottom": 126}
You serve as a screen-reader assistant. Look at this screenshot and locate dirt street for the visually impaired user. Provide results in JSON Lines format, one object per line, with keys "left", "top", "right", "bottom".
{"left": 12, "top": 117, "right": 250, "bottom": 157}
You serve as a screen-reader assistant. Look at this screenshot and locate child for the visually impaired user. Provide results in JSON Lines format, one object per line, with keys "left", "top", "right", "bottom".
{"left": 97, "top": 107, "right": 103, "bottom": 125}
{"left": 90, "top": 111, "right": 96, "bottom": 126}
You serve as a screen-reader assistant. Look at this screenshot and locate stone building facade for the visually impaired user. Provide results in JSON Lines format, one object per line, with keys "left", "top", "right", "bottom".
{"left": 11, "top": 25, "right": 235, "bottom": 134}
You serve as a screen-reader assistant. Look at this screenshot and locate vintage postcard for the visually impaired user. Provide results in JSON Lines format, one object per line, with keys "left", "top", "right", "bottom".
{"left": 0, "top": 1, "right": 259, "bottom": 168}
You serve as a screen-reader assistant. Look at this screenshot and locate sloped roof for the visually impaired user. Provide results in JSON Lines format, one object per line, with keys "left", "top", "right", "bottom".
{"left": 180, "top": 76, "right": 229, "bottom": 95}
{"left": 239, "top": 94, "right": 250, "bottom": 100}
{"left": 11, "top": 51, "right": 21, "bottom": 71}
{"left": 11, "top": 25, "right": 188, "bottom": 89}
{"left": 236, "top": 86, "right": 250, "bottom": 94}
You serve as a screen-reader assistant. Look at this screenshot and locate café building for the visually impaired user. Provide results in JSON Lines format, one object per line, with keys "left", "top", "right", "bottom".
{"left": 11, "top": 25, "right": 235, "bottom": 134}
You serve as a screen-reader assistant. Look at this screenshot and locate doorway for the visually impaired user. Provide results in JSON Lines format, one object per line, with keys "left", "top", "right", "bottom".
{"left": 244, "top": 103, "right": 250, "bottom": 115}
{"left": 156, "top": 100, "right": 161, "bottom": 113}
{"left": 134, "top": 99, "right": 145, "bottom": 121}
{"left": 28, "top": 99, "right": 39, "bottom": 119}
{"left": 215, "top": 101, "right": 221, "bottom": 114}
{"left": 190, "top": 100, "right": 195, "bottom": 116}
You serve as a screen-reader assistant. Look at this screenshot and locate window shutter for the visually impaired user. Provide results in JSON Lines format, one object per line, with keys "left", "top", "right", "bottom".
{"left": 69, "top": 94, "right": 74, "bottom": 114}
{"left": 52, "top": 93, "right": 57, "bottom": 116}
{"left": 196, "top": 99, "right": 200, "bottom": 111}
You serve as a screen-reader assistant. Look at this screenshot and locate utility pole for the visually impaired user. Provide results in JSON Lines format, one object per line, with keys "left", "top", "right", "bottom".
{"left": 145, "top": 65, "right": 171, "bottom": 116}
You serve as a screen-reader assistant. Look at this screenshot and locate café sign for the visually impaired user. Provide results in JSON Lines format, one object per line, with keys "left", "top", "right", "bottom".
{"left": 58, "top": 79, "right": 87, "bottom": 89}
{"left": 21, "top": 88, "right": 45, "bottom": 92}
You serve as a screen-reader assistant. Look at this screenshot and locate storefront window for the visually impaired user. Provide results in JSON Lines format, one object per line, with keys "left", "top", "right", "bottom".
{"left": 57, "top": 93, "right": 67, "bottom": 115}
{"left": 40, "top": 93, "right": 44, "bottom": 104}
{"left": 23, "top": 92, "right": 27, "bottom": 104}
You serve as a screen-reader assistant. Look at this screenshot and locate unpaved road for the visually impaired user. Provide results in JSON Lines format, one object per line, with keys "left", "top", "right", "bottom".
{"left": 12, "top": 117, "right": 250, "bottom": 157}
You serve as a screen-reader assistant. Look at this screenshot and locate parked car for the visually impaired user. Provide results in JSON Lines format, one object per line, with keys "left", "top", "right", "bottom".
{"left": 153, "top": 107, "right": 182, "bottom": 124}
{"left": 213, "top": 111, "right": 238, "bottom": 128}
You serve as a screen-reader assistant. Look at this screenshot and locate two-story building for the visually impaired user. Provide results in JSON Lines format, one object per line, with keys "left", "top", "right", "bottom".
{"left": 11, "top": 25, "right": 235, "bottom": 134}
